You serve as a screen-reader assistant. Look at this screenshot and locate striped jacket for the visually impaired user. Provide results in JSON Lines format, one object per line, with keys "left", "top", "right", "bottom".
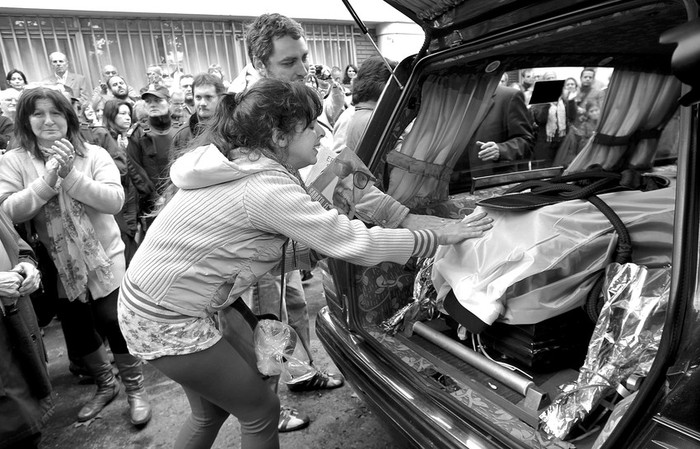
{"left": 123, "top": 144, "right": 430, "bottom": 318}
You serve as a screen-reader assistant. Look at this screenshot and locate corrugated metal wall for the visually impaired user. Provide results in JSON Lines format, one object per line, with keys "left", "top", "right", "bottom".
{"left": 0, "top": 14, "right": 359, "bottom": 91}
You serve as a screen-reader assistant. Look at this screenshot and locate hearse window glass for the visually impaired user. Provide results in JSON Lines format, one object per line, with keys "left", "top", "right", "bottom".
{"left": 384, "top": 72, "right": 501, "bottom": 208}
{"left": 383, "top": 66, "right": 680, "bottom": 204}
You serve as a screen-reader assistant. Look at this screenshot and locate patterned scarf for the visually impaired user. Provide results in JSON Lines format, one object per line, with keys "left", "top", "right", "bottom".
{"left": 41, "top": 157, "right": 118, "bottom": 302}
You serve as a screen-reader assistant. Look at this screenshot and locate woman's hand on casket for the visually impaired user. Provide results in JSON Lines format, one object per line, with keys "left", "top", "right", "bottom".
{"left": 399, "top": 214, "right": 463, "bottom": 230}
{"left": 433, "top": 212, "right": 493, "bottom": 246}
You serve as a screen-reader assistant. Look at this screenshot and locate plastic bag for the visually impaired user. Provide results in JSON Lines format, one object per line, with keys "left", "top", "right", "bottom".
{"left": 539, "top": 262, "right": 671, "bottom": 440}
{"left": 253, "top": 319, "right": 316, "bottom": 383}
{"left": 432, "top": 187, "right": 674, "bottom": 326}
{"left": 381, "top": 258, "right": 440, "bottom": 336}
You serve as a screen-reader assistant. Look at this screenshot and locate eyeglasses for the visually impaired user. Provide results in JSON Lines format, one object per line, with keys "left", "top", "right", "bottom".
{"left": 351, "top": 171, "right": 376, "bottom": 189}
{"left": 332, "top": 168, "right": 376, "bottom": 219}
{"left": 332, "top": 163, "right": 376, "bottom": 190}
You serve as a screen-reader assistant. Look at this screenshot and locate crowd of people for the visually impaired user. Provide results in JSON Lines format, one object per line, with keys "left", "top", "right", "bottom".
{"left": 499, "top": 67, "right": 607, "bottom": 169}
{"left": 0, "top": 7, "right": 607, "bottom": 447}
{"left": 0, "top": 12, "right": 495, "bottom": 449}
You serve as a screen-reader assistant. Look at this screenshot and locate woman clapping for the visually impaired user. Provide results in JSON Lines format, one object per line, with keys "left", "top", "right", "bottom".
{"left": 0, "top": 87, "right": 151, "bottom": 427}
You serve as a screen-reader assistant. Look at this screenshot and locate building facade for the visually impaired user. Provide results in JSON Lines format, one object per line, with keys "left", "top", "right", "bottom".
{"left": 0, "top": 2, "right": 422, "bottom": 93}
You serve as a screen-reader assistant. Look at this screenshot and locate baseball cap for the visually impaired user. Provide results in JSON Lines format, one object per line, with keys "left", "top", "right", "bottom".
{"left": 141, "top": 85, "right": 170, "bottom": 100}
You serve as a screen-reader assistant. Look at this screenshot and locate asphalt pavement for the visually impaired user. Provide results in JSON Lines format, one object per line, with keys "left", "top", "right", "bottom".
{"left": 37, "top": 267, "right": 401, "bottom": 448}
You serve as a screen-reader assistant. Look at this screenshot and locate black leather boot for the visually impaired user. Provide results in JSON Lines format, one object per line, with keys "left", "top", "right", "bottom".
{"left": 114, "top": 353, "right": 152, "bottom": 426}
{"left": 77, "top": 345, "right": 120, "bottom": 422}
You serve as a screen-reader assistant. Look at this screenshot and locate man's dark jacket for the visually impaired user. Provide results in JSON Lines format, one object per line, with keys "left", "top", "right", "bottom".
{"left": 454, "top": 85, "right": 535, "bottom": 178}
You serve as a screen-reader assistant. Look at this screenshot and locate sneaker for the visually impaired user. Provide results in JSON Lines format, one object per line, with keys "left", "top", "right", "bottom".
{"left": 278, "top": 405, "right": 310, "bottom": 432}
{"left": 287, "top": 370, "right": 344, "bottom": 392}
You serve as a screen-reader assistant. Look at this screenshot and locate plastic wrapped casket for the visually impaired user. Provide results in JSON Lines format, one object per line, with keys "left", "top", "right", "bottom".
{"left": 432, "top": 187, "right": 674, "bottom": 327}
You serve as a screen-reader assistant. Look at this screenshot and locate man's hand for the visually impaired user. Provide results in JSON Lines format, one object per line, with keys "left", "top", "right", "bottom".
{"left": 477, "top": 141, "right": 501, "bottom": 161}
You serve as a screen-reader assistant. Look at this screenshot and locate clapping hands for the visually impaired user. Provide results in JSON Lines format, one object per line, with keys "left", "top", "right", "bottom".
{"left": 44, "top": 138, "right": 75, "bottom": 187}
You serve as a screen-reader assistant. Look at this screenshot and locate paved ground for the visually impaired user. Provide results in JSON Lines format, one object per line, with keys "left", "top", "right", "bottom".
{"left": 38, "top": 268, "right": 401, "bottom": 448}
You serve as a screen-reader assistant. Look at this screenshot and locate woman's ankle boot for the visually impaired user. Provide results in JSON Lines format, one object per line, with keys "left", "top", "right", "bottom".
{"left": 77, "top": 345, "right": 120, "bottom": 421}
{"left": 113, "top": 353, "right": 152, "bottom": 426}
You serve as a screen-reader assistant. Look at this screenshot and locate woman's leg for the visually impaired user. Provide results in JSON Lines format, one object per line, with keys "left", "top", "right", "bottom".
{"left": 91, "top": 288, "right": 129, "bottom": 354}
{"left": 92, "top": 288, "right": 151, "bottom": 425}
{"left": 173, "top": 386, "right": 230, "bottom": 449}
{"left": 151, "top": 339, "right": 280, "bottom": 449}
{"left": 55, "top": 297, "right": 103, "bottom": 358}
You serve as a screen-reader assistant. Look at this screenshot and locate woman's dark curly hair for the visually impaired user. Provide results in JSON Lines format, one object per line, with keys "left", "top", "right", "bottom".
{"left": 192, "top": 78, "right": 322, "bottom": 167}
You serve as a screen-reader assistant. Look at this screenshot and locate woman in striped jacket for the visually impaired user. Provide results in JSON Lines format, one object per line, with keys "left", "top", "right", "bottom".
{"left": 118, "top": 78, "right": 492, "bottom": 449}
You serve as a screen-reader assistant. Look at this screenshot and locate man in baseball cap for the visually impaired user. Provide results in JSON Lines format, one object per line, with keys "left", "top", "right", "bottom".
{"left": 128, "top": 84, "right": 180, "bottom": 230}
{"left": 141, "top": 85, "right": 170, "bottom": 100}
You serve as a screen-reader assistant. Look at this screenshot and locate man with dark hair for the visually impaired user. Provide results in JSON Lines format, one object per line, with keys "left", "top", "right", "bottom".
{"left": 575, "top": 67, "right": 605, "bottom": 117}
{"left": 92, "top": 65, "right": 139, "bottom": 105}
{"left": 179, "top": 74, "right": 195, "bottom": 122}
{"left": 245, "top": 13, "right": 307, "bottom": 82}
{"left": 171, "top": 73, "right": 225, "bottom": 158}
{"left": 104, "top": 75, "right": 137, "bottom": 103}
{"left": 520, "top": 68, "right": 535, "bottom": 104}
{"left": 336, "top": 56, "right": 397, "bottom": 152}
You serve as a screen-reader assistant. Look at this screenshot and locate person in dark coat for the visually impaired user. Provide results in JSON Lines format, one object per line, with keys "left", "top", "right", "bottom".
{"left": 0, "top": 114, "right": 12, "bottom": 151}
{"left": 93, "top": 100, "right": 141, "bottom": 265}
{"left": 125, "top": 86, "right": 181, "bottom": 229}
{"left": 0, "top": 207, "right": 51, "bottom": 449}
{"left": 452, "top": 84, "right": 534, "bottom": 188}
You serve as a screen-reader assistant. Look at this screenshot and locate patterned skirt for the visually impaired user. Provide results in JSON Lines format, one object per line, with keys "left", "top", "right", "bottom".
{"left": 117, "top": 277, "right": 221, "bottom": 361}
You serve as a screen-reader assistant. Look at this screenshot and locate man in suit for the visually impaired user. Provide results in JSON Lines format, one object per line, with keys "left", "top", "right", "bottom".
{"left": 452, "top": 84, "right": 534, "bottom": 187}
{"left": 42, "top": 51, "right": 90, "bottom": 106}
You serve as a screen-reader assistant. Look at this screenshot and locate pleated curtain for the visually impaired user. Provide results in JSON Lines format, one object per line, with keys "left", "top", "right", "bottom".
{"left": 386, "top": 73, "right": 500, "bottom": 208}
{"left": 566, "top": 71, "right": 681, "bottom": 173}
